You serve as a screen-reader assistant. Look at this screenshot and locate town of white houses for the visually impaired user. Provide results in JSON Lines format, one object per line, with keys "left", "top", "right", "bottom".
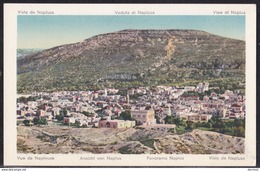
{"left": 17, "top": 82, "right": 246, "bottom": 154}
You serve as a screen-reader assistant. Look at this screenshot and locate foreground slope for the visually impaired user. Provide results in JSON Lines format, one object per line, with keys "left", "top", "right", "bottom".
{"left": 17, "top": 126, "right": 244, "bottom": 154}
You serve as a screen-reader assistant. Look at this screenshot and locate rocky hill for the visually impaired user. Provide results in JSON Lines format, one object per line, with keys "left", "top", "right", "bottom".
{"left": 17, "top": 126, "right": 244, "bottom": 154}
{"left": 17, "top": 29, "right": 245, "bottom": 92}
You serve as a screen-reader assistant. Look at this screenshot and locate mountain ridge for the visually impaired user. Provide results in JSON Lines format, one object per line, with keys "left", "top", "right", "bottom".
{"left": 17, "top": 29, "right": 245, "bottom": 93}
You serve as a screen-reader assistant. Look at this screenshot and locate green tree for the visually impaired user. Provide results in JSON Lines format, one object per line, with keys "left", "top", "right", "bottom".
{"left": 233, "top": 118, "right": 245, "bottom": 137}
{"left": 213, "top": 117, "right": 224, "bottom": 133}
{"left": 209, "top": 115, "right": 220, "bottom": 127}
{"left": 179, "top": 119, "right": 187, "bottom": 127}
{"left": 164, "top": 115, "right": 175, "bottom": 124}
{"left": 120, "top": 110, "right": 132, "bottom": 120}
{"left": 130, "top": 94, "right": 142, "bottom": 100}
{"left": 17, "top": 96, "right": 28, "bottom": 103}
{"left": 83, "top": 112, "right": 95, "bottom": 117}
{"left": 23, "top": 119, "right": 30, "bottom": 126}
{"left": 38, "top": 118, "right": 48, "bottom": 125}
{"left": 186, "top": 120, "right": 194, "bottom": 130}
{"left": 56, "top": 114, "right": 64, "bottom": 122}
{"left": 223, "top": 126, "right": 233, "bottom": 135}
{"left": 33, "top": 117, "right": 48, "bottom": 125}
{"left": 32, "top": 117, "right": 39, "bottom": 125}
{"left": 195, "top": 121, "right": 202, "bottom": 128}
{"left": 234, "top": 126, "right": 245, "bottom": 137}
{"left": 82, "top": 111, "right": 90, "bottom": 116}
{"left": 27, "top": 96, "right": 38, "bottom": 101}
{"left": 155, "top": 115, "right": 160, "bottom": 124}
{"left": 116, "top": 89, "right": 127, "bottom": 96}
{"left": 114, "top": 116, "right": 124, "bottom": 120}
{"left": 234, "top": 118, "right": 244, "bottom": 127}
{"left": 204, "top": 122, "right": 212, "bottom": 128}
{"left": 60, "top": 109, "right": 68, "bottom": 117}
{"left": 174, "top": 117, "right": 181, "bottom": 127}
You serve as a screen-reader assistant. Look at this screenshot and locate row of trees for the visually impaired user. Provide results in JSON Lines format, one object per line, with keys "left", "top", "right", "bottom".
{"left": 182, "top": 89, "right": 224, "bottom": 100}
{"left": 55, "top": 108, "right": 70, "bottom": 122}
{"left": 23, "top": 117, "right": 48, "bottom": 126}
{"left": 17, "top": 96, "right": 40, "bottom": 103}
{"left": 164, "top": 115, "right": 245, "bottom": 137}
{"left": 209, "top": 116, "right": 245, "bottom": 137}
{"left": 113, "top": 111, "right": 133, "bottom": 121}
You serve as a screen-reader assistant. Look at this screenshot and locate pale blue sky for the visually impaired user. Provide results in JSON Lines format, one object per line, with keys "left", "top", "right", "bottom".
{"left": 17, "top": 15, "right": 245, "bottom": 49}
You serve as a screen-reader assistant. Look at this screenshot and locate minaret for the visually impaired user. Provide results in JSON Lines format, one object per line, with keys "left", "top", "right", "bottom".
{"left": 126, "top": 90, "right": 130, "bottom": 104}
{"left": 168, "top": 105, "right": 172, "bottom": 116}
{"left": 104, "top": 88, "right": 107, "bottom": 96}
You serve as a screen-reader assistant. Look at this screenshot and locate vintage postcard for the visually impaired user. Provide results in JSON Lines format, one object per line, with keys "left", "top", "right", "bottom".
{"left": 4, "top": 4, "right": 256, "bottom": 166}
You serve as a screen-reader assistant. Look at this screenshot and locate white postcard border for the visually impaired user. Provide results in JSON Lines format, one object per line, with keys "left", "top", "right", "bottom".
{"left": 4, "top": 4, "right": 256, "bottom": 166}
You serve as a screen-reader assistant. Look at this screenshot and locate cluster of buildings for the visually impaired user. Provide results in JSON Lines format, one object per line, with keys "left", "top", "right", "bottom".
{"left": 16, "top": 82, "right": 245, "bottom": 130}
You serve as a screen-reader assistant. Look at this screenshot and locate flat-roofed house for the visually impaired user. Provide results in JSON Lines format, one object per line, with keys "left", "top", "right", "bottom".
{"left": 98, "top": 120, "right": 135, "bottom": 128}
{"left": 131, "top": 109, "right": 156, "bottom": 126}
{"left": 180, "top": 113, "right": 212, "bottom": 122}
{"left": 63, "top": 117, "right": 76, "bottom": 124}
{"left": 231, "top": 104, "right": 243, "bottom": 113}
